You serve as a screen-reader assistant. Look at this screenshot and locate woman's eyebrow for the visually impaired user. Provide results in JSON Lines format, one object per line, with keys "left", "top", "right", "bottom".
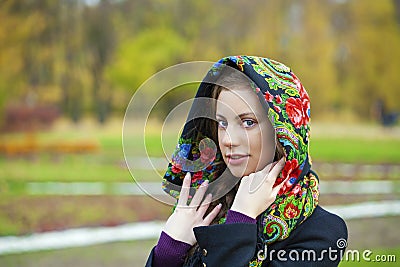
{"left": 238, "top": 112, "right": 256, "bottom": 118}
{"left": 216, "top": 112, "right": 256, "bottom": 120}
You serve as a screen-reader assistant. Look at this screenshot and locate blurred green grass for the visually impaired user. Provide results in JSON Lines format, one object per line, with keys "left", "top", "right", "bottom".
{"left": 1, "top": 122, "right": 400, "bottom": 184}
{"left": 2, "top": 137, "right": 400, "bottom": 184}
{"left": 311, "top": 138, "right": 400, "bottom": 164}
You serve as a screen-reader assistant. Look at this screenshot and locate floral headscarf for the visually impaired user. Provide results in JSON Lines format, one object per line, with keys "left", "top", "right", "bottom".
{"left": 162, "top": 56, "right": 319, "bottom": 265}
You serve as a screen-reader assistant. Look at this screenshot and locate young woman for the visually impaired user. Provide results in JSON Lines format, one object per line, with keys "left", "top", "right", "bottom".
{"left": 145, "top": 56, "right": 348, "bottom": 266}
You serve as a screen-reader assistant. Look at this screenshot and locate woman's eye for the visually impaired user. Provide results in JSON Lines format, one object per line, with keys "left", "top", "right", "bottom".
{"left": 218, "top": 120, "right": 228, "bottom": 129}
{"left": 242, "top": 119, "right": 256, "bottom": 128}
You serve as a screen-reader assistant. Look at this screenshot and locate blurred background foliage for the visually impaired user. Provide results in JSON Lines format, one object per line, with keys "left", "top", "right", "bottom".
{"left": 1, "top": 1, "right": 400, "bottom": 266}
{"left": 1, "top": 0, "right": 400, "bottom": 128}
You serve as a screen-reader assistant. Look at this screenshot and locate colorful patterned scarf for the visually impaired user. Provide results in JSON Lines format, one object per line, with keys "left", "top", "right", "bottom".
{"left": 162, "top": 56, "right": 319, "bottom": 265}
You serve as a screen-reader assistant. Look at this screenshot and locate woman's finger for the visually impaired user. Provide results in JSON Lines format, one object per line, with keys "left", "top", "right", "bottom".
{"left": 261, "top": 157, "right": 284, "bottom": 173}
{"left": 271, "top": 181, "right": 283, "bottom": 196}
{"left": 248, "top": 171, "right": 266, "bottom": 193}
{"left": 249, "top": 159, "right": 284, "bottom": 193}
{"left": 177, "top": 172, "right": 191, "bottom": 207}
{"left": 196, "top": 193, "right": 212, "bottom": 216}
{"left": 203, "top": 203, "right": 222, "bottom": 226}
{"left": 265, "top": 158, "right": 285, "bottom": 184}
{"left": 190, "top": 180, "right": 209, "bottom": 207}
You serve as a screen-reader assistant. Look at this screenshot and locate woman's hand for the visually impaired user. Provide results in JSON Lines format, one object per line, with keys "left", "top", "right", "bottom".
{"left": 230, "top": 158, "right": 286, "bottom": 219}
{"left": 163, "top": 173, "right": 222, "bottom": 245}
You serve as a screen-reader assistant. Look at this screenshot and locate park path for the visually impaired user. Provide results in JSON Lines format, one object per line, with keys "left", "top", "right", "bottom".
{"left": 1, "top": 200, "right": 400, "bottom": 255}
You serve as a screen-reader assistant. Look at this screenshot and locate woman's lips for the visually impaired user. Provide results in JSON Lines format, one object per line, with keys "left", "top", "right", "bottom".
{"left": 226, "top": 154, "right": 249, "bottom": 165}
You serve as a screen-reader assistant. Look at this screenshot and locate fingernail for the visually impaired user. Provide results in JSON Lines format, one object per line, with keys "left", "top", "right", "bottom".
{"left": 203, "top": 180, "right": 209, "bottom": 186}
{"left": 217, "top": 203, "right": 222, "bottom": 208}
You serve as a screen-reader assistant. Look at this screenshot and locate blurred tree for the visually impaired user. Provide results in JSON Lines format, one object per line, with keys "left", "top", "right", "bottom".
{"left": 343, "top": 0, "right": 400, "bottom": 118}
{"left": 84, "top": 0, "right": 116, "bottom": 123}
{"left": 0, "top": 0, "right": 61, "bottom": 127}
{"left": 288, "top": 0, "right": 340, "bottom": 119}
{"left": 104, "top": 27, "right": 188, "bottom": 116}
{"left": 58, "top": 0, "right": 86, "bottom": 122}
{"left": 0, "top": 0, "right": 399, "bottom": 124}
{"left": 394, "top": 0, "right": 400, "bottom": 24}
{"left": 0, "top": 1, "right": 26, "bottom": 119}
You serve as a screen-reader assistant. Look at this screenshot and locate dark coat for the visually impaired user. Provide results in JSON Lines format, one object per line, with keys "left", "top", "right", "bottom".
{"left": 145, "top": 205, "right": 348, "bottom": 267}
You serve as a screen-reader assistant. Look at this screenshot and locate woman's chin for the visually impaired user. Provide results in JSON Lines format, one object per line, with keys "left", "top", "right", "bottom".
{"left": 229, "top": 167, "right": 254, "bottom": 178}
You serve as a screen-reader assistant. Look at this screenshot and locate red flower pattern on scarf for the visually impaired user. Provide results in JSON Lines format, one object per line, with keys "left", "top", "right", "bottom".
{"left": 192, "top": 171, "right": 203, "bottom": 183}
{"left": 285, "top": 97, "right": 309, "bottom": 128}
{"left": 281, "top": 158, "right": 301, "bottom": 180}
{"left": 265, "top": 91, "right": 274, "bottom": 102}
{"left": 275, "top": 95, "right": 282, "bottom": 104}
{"left": 283, "top": 202, "right": 301, "bottom": 219}
{"left": 171, "top": 163, "right": 182, "bottom": 174}
{"left": 289, "top": 184, "right": 302, "bottom": 197}
{"left": 273, "top": 159, "right": 301, "bottom": 194}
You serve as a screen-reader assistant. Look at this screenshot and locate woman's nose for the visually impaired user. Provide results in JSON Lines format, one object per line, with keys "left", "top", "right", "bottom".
{"left": 221, "top": 126, "right": 241, "bottom": 147}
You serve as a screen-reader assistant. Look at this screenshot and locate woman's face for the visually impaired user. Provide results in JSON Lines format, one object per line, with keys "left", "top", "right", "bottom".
{"left": 216, "top": 87, "right": 276, "bottom": 178}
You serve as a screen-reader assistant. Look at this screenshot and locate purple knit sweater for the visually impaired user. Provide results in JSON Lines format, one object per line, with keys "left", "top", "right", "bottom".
{"left": 153, "top": 210, "right": 256, "bottom": 267}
